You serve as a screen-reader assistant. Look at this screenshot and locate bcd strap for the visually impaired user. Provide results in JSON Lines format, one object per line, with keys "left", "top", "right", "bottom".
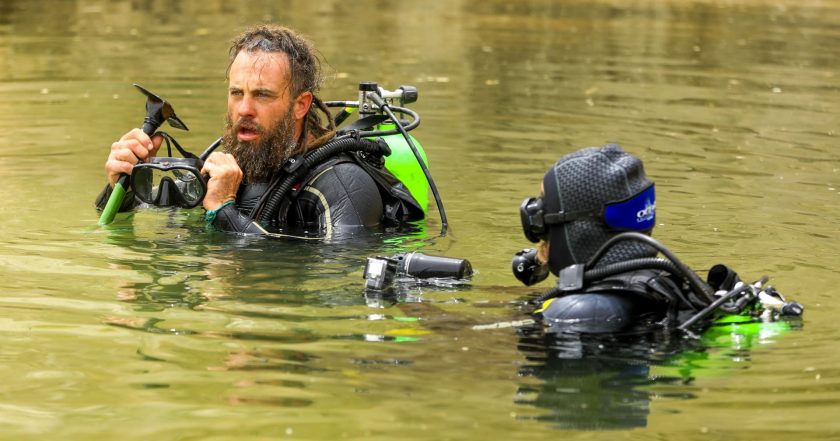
{"left": 557, "top": 264, "right": 585, "bottom": 292}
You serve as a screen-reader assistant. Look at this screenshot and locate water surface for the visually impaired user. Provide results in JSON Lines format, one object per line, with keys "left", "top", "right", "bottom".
{"left": 0, "top": 0, "right": 838, "bottom": 439}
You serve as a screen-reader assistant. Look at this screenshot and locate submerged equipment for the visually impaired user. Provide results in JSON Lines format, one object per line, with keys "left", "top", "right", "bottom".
{"left": 363, "top": 252, "right": 473, "bottom": 291}
{"left": 525, "top": 232, "right": 803, "bottom": 333}
{"left": 98, "top": 84, "right": 189, "bottom": 225}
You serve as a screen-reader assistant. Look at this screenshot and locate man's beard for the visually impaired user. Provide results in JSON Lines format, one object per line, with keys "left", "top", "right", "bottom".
{"left": 223, "top": 108, "right": 298, "bottom": 183}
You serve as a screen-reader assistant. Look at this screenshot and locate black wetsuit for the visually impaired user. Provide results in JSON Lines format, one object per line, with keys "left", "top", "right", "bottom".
{"left": 213, "top": 153, "right": 423, "bottom": 237}
{"left": 95, "top": 150, "right": 424, "bottom": 238}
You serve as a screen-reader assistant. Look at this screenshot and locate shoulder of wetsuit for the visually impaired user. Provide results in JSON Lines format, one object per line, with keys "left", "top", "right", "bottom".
{"left": 292, "top": 152, "right": 424, "bottom": 225}
{"left": 274, "top": 153, "right": 382, "bottom": 232}
{"left": 345, "top": 151, "right": 425, "bottom": 224}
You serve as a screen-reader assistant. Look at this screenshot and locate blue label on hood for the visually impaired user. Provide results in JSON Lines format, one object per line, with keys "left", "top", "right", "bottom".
{"left": 603, "top": 185, "right": 655, "bottom": 231}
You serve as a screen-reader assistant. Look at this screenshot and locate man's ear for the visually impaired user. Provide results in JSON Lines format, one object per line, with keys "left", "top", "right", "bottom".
{"left": 294, "top": 91, "right": 313, "bottom": 120}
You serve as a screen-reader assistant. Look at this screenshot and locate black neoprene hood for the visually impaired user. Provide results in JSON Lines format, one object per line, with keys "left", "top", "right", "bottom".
{"left": 542, "top": 144, "right": 656, "bottom": 275}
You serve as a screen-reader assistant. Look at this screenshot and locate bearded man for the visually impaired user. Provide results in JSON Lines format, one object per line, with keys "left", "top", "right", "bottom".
{"left": 97, "top": 25, "right": 423, "bottom": 237}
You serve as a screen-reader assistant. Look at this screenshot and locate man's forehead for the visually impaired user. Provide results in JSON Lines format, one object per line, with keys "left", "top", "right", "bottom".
{"left": 229, "top": 50, "right": 290, "bottom": 88}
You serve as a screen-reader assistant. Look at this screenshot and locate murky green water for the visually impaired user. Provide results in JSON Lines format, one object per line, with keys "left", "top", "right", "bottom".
{"left": 1, "top": 0, "right": 838, "bottom": 439}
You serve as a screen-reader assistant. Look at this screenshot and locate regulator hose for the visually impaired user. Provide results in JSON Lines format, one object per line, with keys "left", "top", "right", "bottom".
{"left": 586, "top": 232, "right": 716, "bottom": 303}
{"left": 255, "top": 135, "right": 390, "bottom": 225}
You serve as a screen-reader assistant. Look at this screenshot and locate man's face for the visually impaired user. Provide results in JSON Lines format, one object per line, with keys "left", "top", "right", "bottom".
{"left": 224, "top": 50, "right": 308, "bottom": 182}
{"left": 228, "top": 50, "right": 296, "bottom": 144}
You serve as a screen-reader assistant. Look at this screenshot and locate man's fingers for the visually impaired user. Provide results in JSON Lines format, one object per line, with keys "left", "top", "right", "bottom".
{"left": 202, "top": 152, "right": 240, "bottom": 175}
{"left": 111, "top": 146, "right": 142, "bottom": 164}
{"left": 111, "top": 139, "right": 151, "bottom": 161}
{"left": 118, "top": 128, "right": 156, "bottom": 152}
{"left": 105, "top": 159, "right": 134, "bottom": 186}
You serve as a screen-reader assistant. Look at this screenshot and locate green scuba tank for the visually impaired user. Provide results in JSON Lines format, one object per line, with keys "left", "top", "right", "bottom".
{"left": 652, "top": 314, "right": 796, "bottom": 380}
{"left": 375, "top": 123, "right": 430, "bottom": 212}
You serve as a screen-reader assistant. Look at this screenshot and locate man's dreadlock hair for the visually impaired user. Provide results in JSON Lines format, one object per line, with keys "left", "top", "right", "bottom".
{"left": 228, "top": 24, "right": 335, "bottom": 152}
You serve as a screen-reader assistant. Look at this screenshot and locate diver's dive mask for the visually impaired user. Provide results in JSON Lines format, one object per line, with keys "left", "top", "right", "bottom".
{"left": 132, "top": 157, "right": 206, "bottom": 208}
{"left": 519, "top": 183, "right": 656, "bottom": 243}
{"left": 130, "top": 132, "right": 207, "bottom": 208}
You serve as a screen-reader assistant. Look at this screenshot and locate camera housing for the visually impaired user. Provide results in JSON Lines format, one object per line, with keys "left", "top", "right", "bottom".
{"left": 363, "top": 252, "right": 473, "bottom": 290}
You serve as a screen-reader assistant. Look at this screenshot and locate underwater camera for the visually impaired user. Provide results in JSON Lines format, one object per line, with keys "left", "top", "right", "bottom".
{"left": 363, "top": 252, "right": 473, "bottom": 290}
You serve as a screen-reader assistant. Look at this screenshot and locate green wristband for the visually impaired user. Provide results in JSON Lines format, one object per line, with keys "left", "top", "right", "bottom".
{"left": 205, "top": 200, "right": 235, "bottom": 223}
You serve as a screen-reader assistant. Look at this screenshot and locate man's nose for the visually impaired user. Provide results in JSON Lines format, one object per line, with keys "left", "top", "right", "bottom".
{"left": 236, "top": 95, "right": 256, "bottom": 118}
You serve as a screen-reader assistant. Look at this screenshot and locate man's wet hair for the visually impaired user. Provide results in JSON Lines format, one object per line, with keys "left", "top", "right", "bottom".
{"left": 228, "top": 24, "right": 323, "bottom": 98}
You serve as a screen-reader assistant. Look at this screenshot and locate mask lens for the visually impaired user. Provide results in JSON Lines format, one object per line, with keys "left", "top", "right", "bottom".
{"left": 131, "top": 160, "right": 206, "bottom": 208}
{"left": 172, "top": 168, "right": 204, "bottom": 206}
{"left": 132, "top": 166, "right": 157, "bottom": 203}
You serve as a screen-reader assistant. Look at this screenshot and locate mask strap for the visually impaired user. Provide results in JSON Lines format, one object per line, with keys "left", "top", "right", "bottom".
{"left": 156, "top": 131, "right": 199, "bottom": 159}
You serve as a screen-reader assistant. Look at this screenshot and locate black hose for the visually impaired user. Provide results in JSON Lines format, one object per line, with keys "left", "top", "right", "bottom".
{"left": 531, "top": 257, "right": 704, "bottom": 309}
{"left": 365, "top": 93, "right": 448, "bottom": 235}
{"left": 585, "top": 232, "right": 716, "bottom": 304}
{"left": 584, "top": 257, "right": 678, "bottom": 281}
{"left": 324, "top": 102, "right": 421, "bottom": 136}
{"left": 199, "top": 137, "right": 223, "bottom": 161}
{"left": 256, "top": 136, "right": 389, "bottom": 225}
{"left": 357, "top": 105, "right": 420, "bottom": 136}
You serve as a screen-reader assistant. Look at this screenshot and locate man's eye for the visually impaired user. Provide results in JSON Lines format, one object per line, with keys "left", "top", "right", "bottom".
{"left": 229, "top": 90, "right": 243, "bottom": 97}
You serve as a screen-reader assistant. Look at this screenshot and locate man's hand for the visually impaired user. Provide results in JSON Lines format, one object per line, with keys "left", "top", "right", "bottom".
{"left": 105, "top": 128, "right": 163, "bottom": 187}
{"left": 201, "top": 152, "right": 243, "bottom": 210}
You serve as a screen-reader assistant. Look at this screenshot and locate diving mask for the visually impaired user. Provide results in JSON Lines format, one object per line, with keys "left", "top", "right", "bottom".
{"left": 131, "top": 157, "right": 206, "bottom": 208}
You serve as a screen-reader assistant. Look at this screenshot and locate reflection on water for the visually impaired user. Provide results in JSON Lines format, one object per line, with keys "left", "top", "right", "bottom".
{"left": 514, "top": 317, "right": 805, "bottom": 431}
{"left": 516, "top": 328, "right": 677, "bottom": 430}
{"left": 0, "top": 0, "right": 838, "bottom": 439}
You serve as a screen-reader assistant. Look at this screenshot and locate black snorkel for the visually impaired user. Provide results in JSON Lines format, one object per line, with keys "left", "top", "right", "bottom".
{"left": 98, "top": 84, "right": 190, "bottom": 225}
